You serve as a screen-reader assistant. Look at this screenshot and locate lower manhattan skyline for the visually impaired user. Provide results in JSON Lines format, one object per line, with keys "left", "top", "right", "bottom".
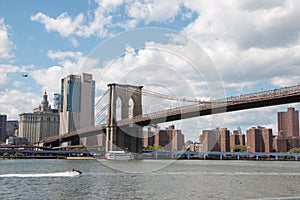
{"left": 1, "top": 2, "right": 300, "bottom": 200}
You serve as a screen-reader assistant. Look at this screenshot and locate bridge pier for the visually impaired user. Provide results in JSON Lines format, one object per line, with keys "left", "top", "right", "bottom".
{"left": 106, "top": 83, "right": 144, "bottom": 159}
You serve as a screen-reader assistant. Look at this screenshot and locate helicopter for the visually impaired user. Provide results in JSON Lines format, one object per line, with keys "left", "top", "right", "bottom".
{"left": 22, "top": 73, "right": 28, "bottom": 77}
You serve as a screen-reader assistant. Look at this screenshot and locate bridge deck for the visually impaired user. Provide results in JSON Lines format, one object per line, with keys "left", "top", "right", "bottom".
{"left": 41, "top": 84, "right": 300, "bottom": 145}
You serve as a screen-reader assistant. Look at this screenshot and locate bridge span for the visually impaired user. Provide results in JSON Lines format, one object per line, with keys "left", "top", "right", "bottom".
{"left": 41, "top": 84, "right": 300, "bottom": 147}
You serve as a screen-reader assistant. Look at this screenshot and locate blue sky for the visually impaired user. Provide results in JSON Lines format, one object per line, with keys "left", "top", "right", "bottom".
{"left": 1, "top": 0, "right": 300, "bottom": 141}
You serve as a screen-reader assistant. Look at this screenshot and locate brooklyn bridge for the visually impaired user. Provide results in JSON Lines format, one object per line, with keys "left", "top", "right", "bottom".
{"left": 39, "top": 83, "right": 300, "bottom": 156}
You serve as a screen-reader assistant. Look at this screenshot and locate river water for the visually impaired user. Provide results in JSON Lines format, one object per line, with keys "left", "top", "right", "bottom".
{"left": 0, "top": 159, "right": 300, "bottom": 200}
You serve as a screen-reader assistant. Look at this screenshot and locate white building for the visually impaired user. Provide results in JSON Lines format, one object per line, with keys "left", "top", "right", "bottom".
{"left": 19, "top": 91, "right": 59, "bottom": 144}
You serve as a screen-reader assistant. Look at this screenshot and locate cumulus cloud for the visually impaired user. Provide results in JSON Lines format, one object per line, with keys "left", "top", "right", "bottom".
{"left": 30, "top": 0, "right": 187, "bottom": 40}
{"left": 126, "top": 0, "right": 181, "bottom": 24}
{"left": 180, "top": 1, "right": 300, "bottom": 93}
{"left": 30, "top": 12, "right": 85, "bottom": 37}
{"left": 21, "top": 50, "right": 99, "bottom": 99}
{"left": 0, "top": 18, "right": 15, "bottom": 60}
{"left": 0, "top": 89, "right": 40, "bottom": 119}
{"left": 0, "top": 64, "right": 20, "bottom": 91}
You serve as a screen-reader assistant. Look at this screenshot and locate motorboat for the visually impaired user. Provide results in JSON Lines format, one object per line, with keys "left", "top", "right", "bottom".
{"left": 72, "top": 169, "right": 82, "bottom": 174}
{"left": 105, "top": 151, "right": 134, "bottom": 160}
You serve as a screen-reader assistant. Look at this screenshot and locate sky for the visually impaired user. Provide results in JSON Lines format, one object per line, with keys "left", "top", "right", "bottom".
{"left": 1, "top": 0, "right": 300, "bottom": 141}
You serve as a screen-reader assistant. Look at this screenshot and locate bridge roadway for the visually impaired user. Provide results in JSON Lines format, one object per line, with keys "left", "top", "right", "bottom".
{"left": 42, "top": 84, "right": 300, "bottom": 145}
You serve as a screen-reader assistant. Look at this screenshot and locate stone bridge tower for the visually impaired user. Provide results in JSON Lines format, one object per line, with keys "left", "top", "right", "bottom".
{"left": 106, "top": 83, "right": 143, "bottom": 158}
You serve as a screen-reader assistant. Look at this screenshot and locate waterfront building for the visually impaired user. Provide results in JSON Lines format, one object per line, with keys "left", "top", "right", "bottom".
{"left": 59, "top": 73, "right": 95, "bottom": 146}
{"left": 272, "top": 107, "right": 300, "bottom": 152}
{"left": 19, "top": 91, "right": 59, "bottom": 144}
{"left": 5, "top": 136, "right": 29, "bottom": 145}
{"left": 186, "top": 142, "right": 202, "bottom": 152}
{"left": 200, "top": 128, "right": 230, "bottom": 152}
{"left": 273, "top": 135, "right": 300, "bottom": 152}
{"left": 0, "top": 115, "right": 7, "bottom": 142}
{"left": 278, "top": 107, "right": 299, "bottom": 137}
{"left": 201, "top": 129, "right": 220, "bottom": 152}
{"left": 230, "top": 129, "right": 246, "bottom": 149}
{"left": 220, "top": 128, "right": 230, "bottom": 152}
{"left": 246, "top": 126, "right": 273, "bottom": 153}
{"left": 143, "top": 126, "right": 156, "bottom": 148}
{"left": 143, "top": 125, "right": 184, "bottom": 151}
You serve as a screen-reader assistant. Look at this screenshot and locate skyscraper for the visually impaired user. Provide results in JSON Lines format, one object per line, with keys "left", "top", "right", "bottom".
{"left": 278, "top": 107, "right": 299, "bottom": 137}
{"left": 59, "top": 73, "right": 95, "bottom": 136}
{"left": 0, "top": 115, "right": 7, "bottom": 142}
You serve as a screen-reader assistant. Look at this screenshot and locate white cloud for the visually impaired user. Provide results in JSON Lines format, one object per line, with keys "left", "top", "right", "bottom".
{"left": 180, "top": 1, "right": 300, "bottom": 92}
{"left": 30, "top": 0, "right": 185, "bottom": 40}
{"left": 0, "top": 89, "right": 40, "bottom": 120}
{"left": 0, "top": 18, "right": 15, "bottom": 60}
{"left": 24, "top": 50, "right": 100, "bottom": 99}
{"left": 30, "top": 12, "right": 85, "bottom": 37}
{"left": 0, "top": 64, "right": 20, "bottom": 90}
{"left": 69, "top": 37, "right": 79, "bottom": 47}
{"left": 126, "top": 0, "right": 181, "bottom": 24}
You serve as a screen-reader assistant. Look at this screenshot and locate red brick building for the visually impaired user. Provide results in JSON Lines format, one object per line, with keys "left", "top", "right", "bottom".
{"left": 278, "top": 107, "right": 299, "bottom": 137}
{"left": 246, "top": 126, "right": 273, "bottom": 153}
{"left": 230, "top": 130, "right": 246, "bottom": 149}
{"left": 143, "top": 125, "right": 184, "bottom": 151}
{"left": 200, "top": 128, "right": 230, "bottom": 152}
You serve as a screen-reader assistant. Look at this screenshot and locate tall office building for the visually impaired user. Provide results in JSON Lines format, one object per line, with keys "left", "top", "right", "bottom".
{"left": 19, "top": 91, "right": 59, "bottom": 144}
{"left": 0, "top": 115, "right": 7, "bottom": 142}
{"left": 59, "top": 73, "right": 95, "bottom": 136}
{"left": 246, "top": 126, "right": 273, "bottom": 153}
{"left": 278, "top": 107, "right": 299, "bottom": 137}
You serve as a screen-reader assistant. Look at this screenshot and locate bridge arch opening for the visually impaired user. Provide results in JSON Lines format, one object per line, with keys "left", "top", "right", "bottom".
{"left": 115, "top": 97, "right": 122, "bottom": 121}
{"left": 129, "top": 98, "right": 134, "bottom": 118}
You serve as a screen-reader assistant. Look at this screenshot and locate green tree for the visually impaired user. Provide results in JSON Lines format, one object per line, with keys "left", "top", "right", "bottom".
{"left": 3, "top": 152, "right": 10, "bottom": 158}
{"left": 14, "top": 152, "right": 24, "bottom": 158}
{"left": 288, "top": 148, "right": 300, "bottom": 154}
{"left": 232, "top": 145, "right": 247, "bottom": 152}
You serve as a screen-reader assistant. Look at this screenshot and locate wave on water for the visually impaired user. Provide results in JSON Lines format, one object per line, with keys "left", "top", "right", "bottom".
{"left": 0, "top": 171, "right": 80, "bottom": 178}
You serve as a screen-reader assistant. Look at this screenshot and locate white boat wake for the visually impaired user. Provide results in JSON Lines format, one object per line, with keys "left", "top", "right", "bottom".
{"left": 0, "top": 171, "right": 80, "bottom": 178}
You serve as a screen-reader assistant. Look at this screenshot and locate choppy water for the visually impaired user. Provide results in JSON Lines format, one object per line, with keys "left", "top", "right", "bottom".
{"left": 0, "top": 159, "right": 300, "bottom": 200}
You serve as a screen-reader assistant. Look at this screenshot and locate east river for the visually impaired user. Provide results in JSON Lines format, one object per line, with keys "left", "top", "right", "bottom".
{"left": 0, "top": 159, "right": 300, "bottom": 200}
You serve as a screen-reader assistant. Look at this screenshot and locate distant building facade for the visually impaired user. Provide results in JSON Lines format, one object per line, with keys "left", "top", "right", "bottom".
{"left": 273, "top": 107, "right": 300, "bottom": 152}
{"left": 200, "top": 128, "right": 230, "bottom": 152}
{"left": 6, "top": 120, "right": 18, "bottom": 138}
{"left": 0, "top": 115, "right": 7, "bottom": 142}
{"left": 278, "top": 107, "right": 299, "bottom": 137}
{"left": 143, "top": 125, "right": 184, "bottom": 151}
{"left": 230, "top": 129, "right": 246, "bottom": 150}
{"left": 246, "top": 126, "right": 273, "bottom": 153}
{"left": 273, "top": 136, "right": 300, "bottom": 152}
{"left": 143, "top": 126, "right": 156, "bottom": 148}
{"left": 19, "top": 91, "right": 59, "bottom": 144}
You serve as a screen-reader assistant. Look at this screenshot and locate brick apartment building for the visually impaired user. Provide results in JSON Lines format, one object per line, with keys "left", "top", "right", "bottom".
{"left": 246, "top": 126, "right": 273, "bottom": 153}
